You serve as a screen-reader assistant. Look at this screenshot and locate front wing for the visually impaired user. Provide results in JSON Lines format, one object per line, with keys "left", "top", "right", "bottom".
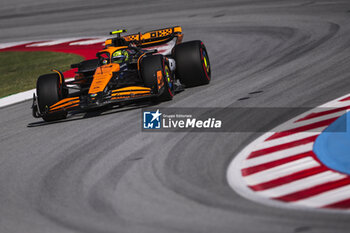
{"left": 32, "top": 86, "right": 154, "bottom": 118}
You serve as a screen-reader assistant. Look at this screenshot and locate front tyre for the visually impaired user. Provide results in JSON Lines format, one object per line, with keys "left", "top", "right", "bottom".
{"left": 174, "top": 40, "right": 211, "bottom": 87}
{"left": 140, "top": 55, "right": 174, "bottom": 101}
{"left": 36, "top": 73, "right": 67, "bottom": 122}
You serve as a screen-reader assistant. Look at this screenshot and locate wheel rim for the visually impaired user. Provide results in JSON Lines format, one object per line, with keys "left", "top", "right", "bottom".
{"left": 200, "top": 43, "right": 211, "bottom": 82}
{"left": 202, "top": 50, "right": 210, "bottom": 75}
{"left": 165, "top": 65, "right": 172, "bottom": 88}
{"left": 164, "top": 64, "right": 174, "bottom": 97}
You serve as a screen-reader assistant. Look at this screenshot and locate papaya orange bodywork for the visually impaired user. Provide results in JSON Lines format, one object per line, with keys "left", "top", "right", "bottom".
{"left": 137, "top": 53, "right": 146, "bottom": 71}
{"left": 104, "top": 39, "right": 113, "bottom": 46}
{"left": 52, "top": 69, "right": 63, "bottom": 85}
{"left": 48, "top": 97, "right": 80, "bottom": 112}
{"left": 156, "top": 70, "right": 164, "bottom": 90}
{"left": 98, "top": 46, "right": 128, "bottom": 56}
{"left": 50, "top": 102, "right": 80, "bottom": 112}
{"left": 50, "top": 100, "right": 80, "bottom": 110}
{"left": 111, "top": 86, "right": 151, "bottom": 98}
{"left": 50, "top": 97, "right": 79, "bottom": 108}
{"left": 89, "top": 63, "right": 120, "bottom": 94}
{"left": 123, "top": 26, "right": 182, "bottom": 43}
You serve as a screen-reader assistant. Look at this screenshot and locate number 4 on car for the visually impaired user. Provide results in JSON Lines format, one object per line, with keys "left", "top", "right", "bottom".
{"left": 32, "top": 26, "right": 211, "bottom": 122}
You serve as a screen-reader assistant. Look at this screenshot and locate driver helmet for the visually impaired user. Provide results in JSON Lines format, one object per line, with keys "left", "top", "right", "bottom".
{"left": 112, "top": 49, "right": 129, "bottom": 64}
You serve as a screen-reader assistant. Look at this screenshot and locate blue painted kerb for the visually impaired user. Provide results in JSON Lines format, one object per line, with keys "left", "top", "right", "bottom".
{"left": 314, "top": 112, "right": 350, "bottom": 175}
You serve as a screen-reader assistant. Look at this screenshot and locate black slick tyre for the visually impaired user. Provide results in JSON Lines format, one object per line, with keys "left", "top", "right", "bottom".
{"left": 174, "top": 40, "right": 211, "bottom": 87}
{"left": 36, "top": 73, "right": 67, "bottom": 122}
{"left": 140, "top": 55, "right": 174, "bottom": 101}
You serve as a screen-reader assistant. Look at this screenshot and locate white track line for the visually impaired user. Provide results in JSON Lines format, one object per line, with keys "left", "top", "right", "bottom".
{"left": 244, "top": 157, "right": 320, "bottom": 186}
{"left": 258, "top": 171, "right": 346, "bottom": 198}
{"left": 69, "top": 38, "right": 107, "bottom": 45}
{"left": 0, "top": 89, "right": 35, "bottom": 108}
{"left": 27, "top": 38, "right": 82, "bottom": 47}
{"left": 0, "top": 41, "right": 30, "bottom": 49}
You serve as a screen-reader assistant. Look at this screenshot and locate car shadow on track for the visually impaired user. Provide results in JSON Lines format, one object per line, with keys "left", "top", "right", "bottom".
{"left": 27, "top": 101, "right": 158, "bottom": 127}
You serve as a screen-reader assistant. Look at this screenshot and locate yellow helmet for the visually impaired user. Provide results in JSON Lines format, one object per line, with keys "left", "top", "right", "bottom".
{"left": 112, "top": 50, "right": 129, "bottom": 64}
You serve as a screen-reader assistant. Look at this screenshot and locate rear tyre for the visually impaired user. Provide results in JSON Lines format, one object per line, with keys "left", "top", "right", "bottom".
{"left": 36, "top": 73, "right": 67, "bottom": 122}
{"left": 174, "top": 40, "right": 211, "bottom": 87}
{"left": 140, "top": 55, "right": 174, "bottom": 101}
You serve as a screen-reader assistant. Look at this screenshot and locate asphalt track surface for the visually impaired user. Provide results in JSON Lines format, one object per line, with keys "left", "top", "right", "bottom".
{"left": 1, "top": 0, "right": 350, "bottom": 232}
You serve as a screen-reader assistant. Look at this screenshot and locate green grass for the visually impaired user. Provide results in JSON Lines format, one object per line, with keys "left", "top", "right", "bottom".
{"left": 0, "top": 51, "right": 83, "bottom": 98}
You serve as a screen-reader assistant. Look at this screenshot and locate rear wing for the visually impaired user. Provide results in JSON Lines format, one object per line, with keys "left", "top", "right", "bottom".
{"left": 105, "top": 26, "right": 183, "bottom": 48}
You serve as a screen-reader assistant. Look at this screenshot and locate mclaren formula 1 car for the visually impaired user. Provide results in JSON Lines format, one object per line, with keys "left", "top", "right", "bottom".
{"left": 32, "top": 26, "right": 211, "bottom": 122}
